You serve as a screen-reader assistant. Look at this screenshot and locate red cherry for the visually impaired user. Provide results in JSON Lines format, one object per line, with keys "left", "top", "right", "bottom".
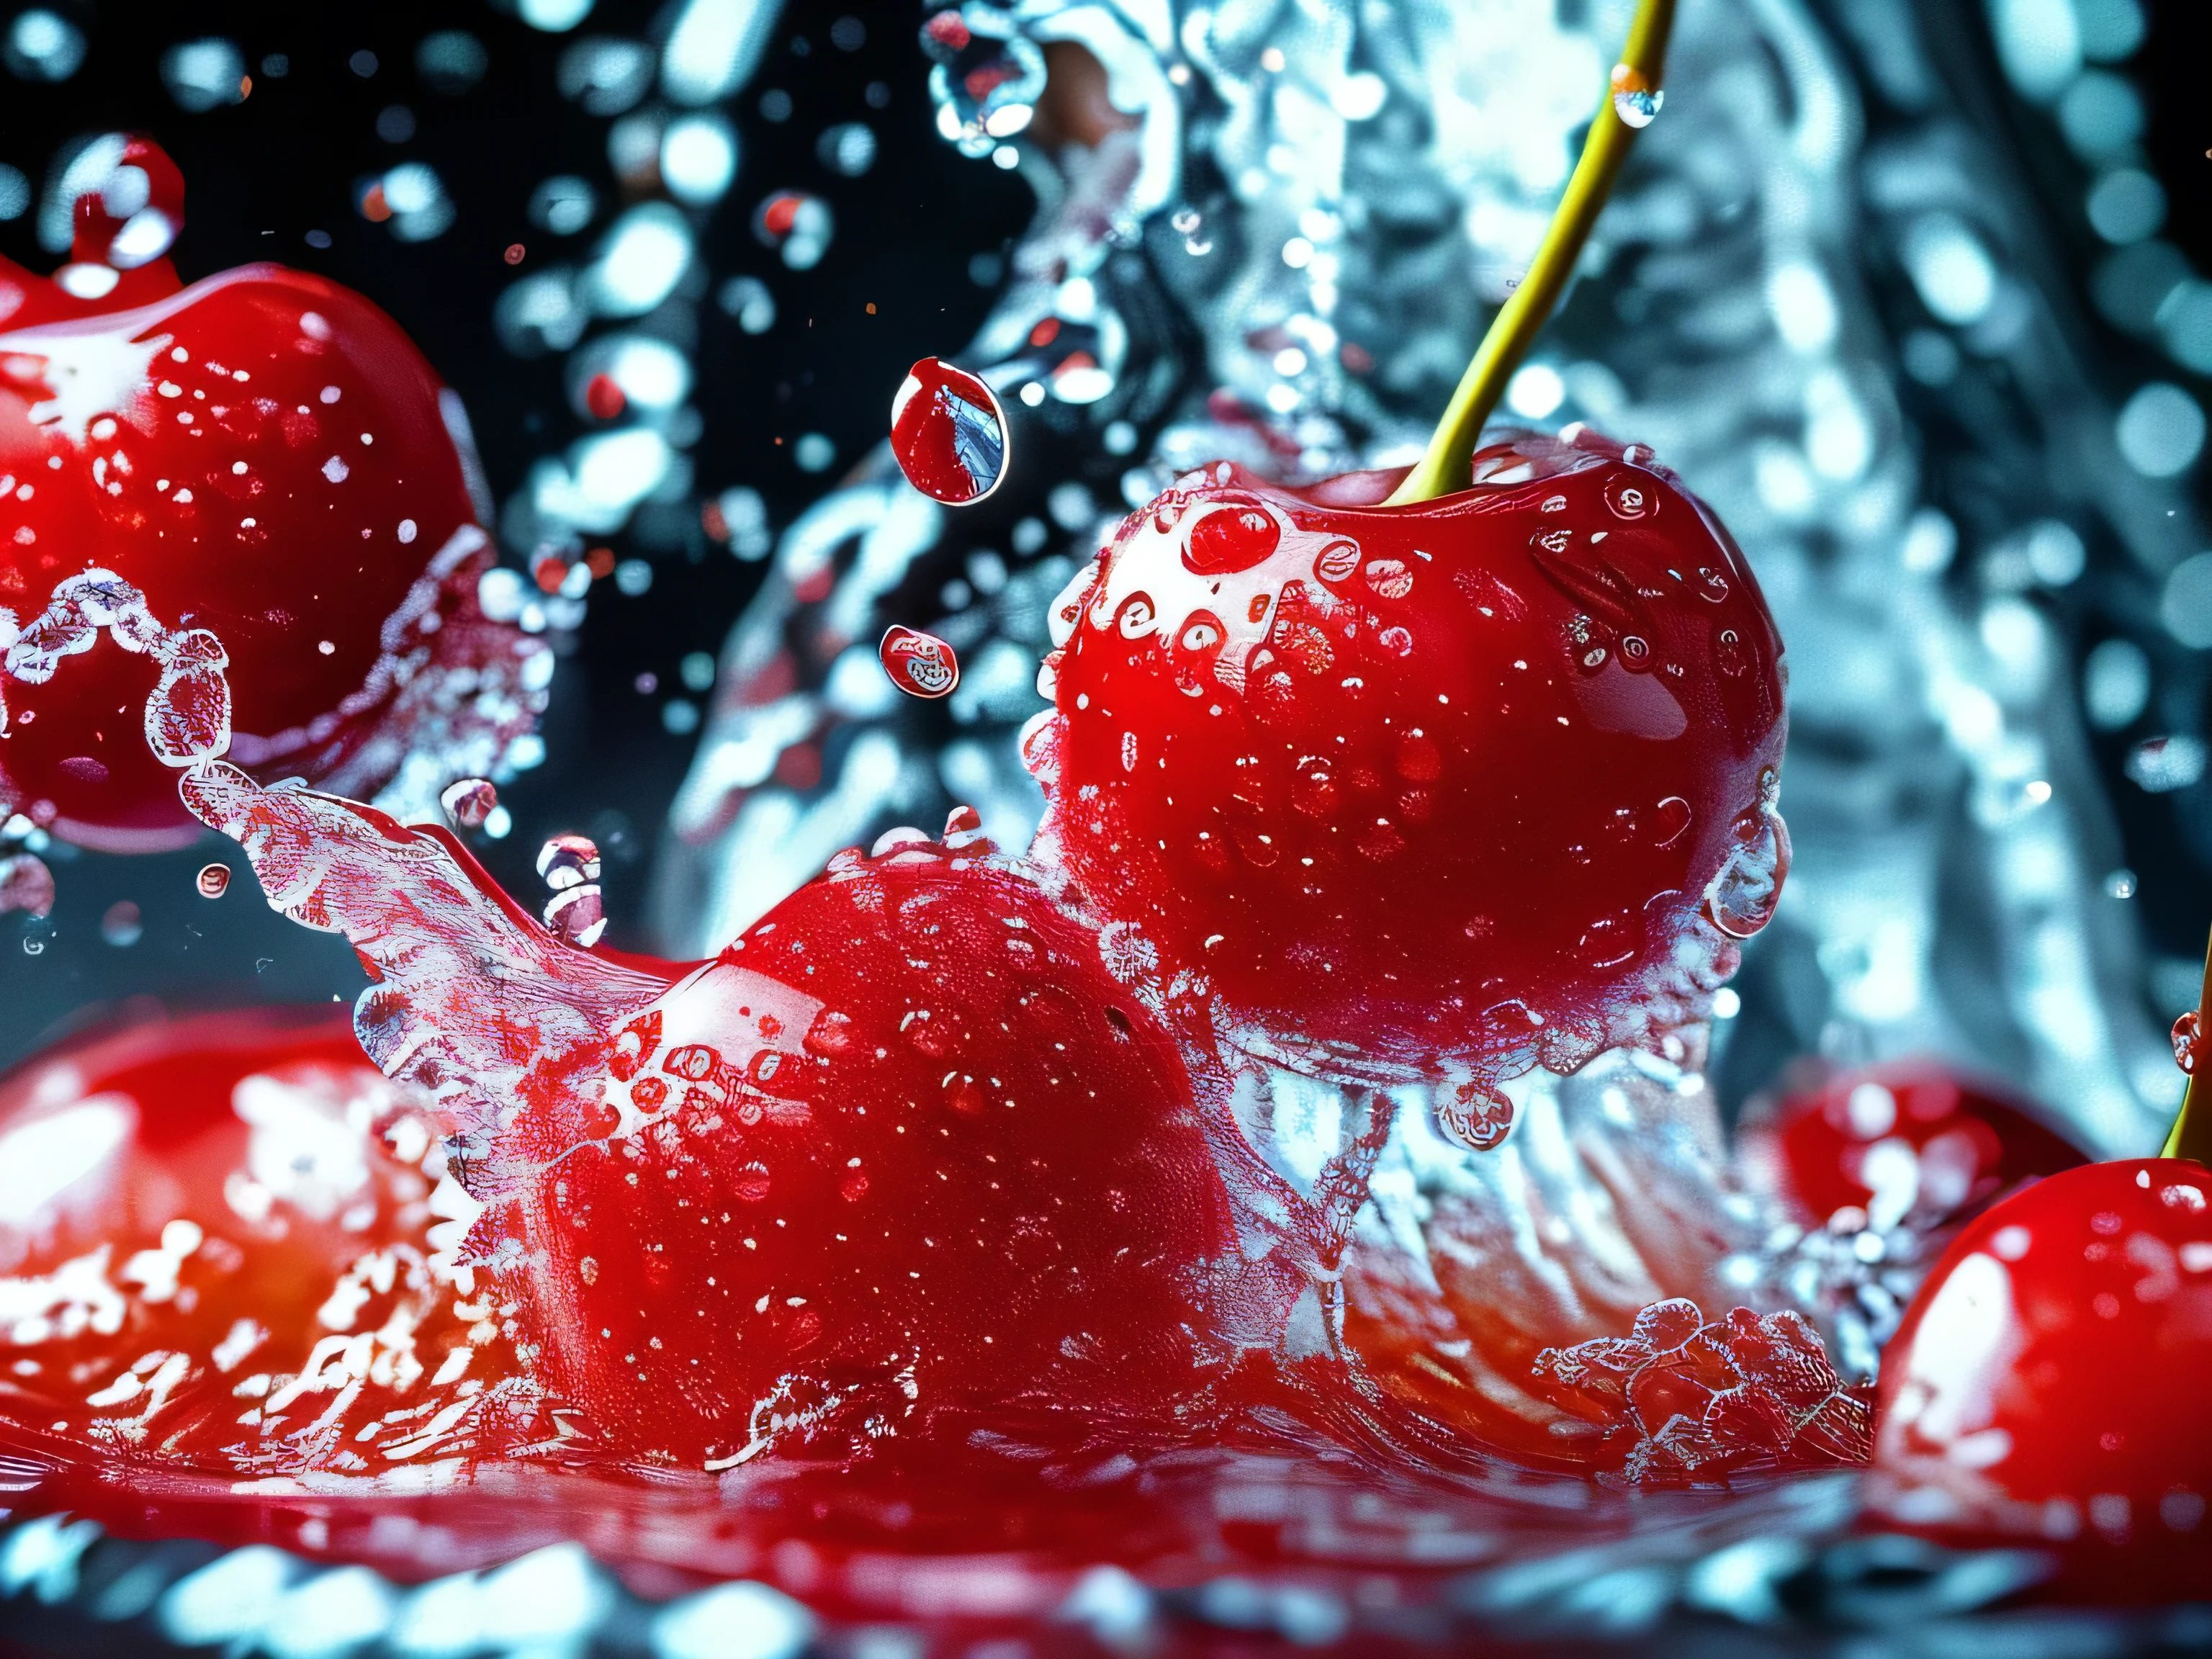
{"left": 1027, "top": 430, "right": 1787, "bottom": 1133}
{"left": 0, "top": 137, "right": 536, "bottom": 852}
{"left": 1871, "top": 1158, "right": 2212, "bottom": 1598}
{"left": 479, "top": 824, "right": 1237, "bottom": 1467}
{"left": 0, "top": 1009, "right": 522, "bottom": 1482}
{"left": 1741, "top": 1060, "right": 2087, "bottom": 1235}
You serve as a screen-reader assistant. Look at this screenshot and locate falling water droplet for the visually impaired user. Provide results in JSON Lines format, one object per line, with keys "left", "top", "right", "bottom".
{"left": 891, "top": 358, "right": 1009, "bottom": 504}
{"left": 2177, "top": 1010, "right": 2202, "bottom": 1076}
{"left": 196, "top": 862, "right": 232, "bottom": 899}
{"left": 101, "top": 899, "right": 143, "bottom": 947}
{"left": 879, "top": 624, "right": 961, "bottom": 698}
{"left": 441, "top": 777, "right": 500, "bottom": 830}
{"left": 1610, "top": 64, "right": 1663, "bottom": 129}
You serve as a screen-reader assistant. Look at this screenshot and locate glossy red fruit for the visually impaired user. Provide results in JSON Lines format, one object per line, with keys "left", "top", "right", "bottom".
{"left": 465, "top": 824, "right": 1238, "bottom": 1468}
{"left": 1026, "top": 429, "right": 1787, "bottom": 1132}
{"left": 0, "top": 135, "right": 535, "bottom": 852}
{"left": 0, "top": 1009, "right": 527, "bottom": 1479}
{"left": 1741, "top": 1060, "right": 2087, "bottom": 1235}
{"left": 1871, "top": 1158, "right": 2212, "bottom": 1598}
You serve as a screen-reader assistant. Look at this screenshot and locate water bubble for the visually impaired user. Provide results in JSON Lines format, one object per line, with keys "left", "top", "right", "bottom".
{"left": 0, "top": 854, "right": 55, "bottom": 919}
{"left": 2177, "top": 1010, "right": 2201, "bottom": 1076}
{"left": 441, "top": 778, "right": 499, "bottom": 830}
{"left": 1363, "top": 558, "right": 1413, "bottom": 599}
{"left": 1184, "top": 505, "right": 1281, "bottom": 575}
{"left": 1609, "top": 65, "right": 1663, "bottom": 129}
{"left": 890, "top": 359, "right": 1007, "bottom": 504}
{"left": 1313, "top": 539, "right": 1361, "bottom": 584}
{"left": 101, "top": 899, "right": 143, "bottom": 947}
{"left": 196, "top": 863, "right": 232, "bottom": 899}
{"left": 879, "top": 626, "right": 961, "bottom": 699}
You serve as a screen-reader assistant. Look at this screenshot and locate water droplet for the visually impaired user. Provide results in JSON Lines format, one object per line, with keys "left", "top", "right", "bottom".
{"left": 1602, "top": 470, "right": 1656, "bottom": 519}
{"left": 1704, "top": 807, "right": 1791, "bottom": 939}
{"left": 1610, "top": 64, "right": 1663, "bottom": 128}
{"left": 441, "top": 777, "right": 499, "bottom": 830}
{"left": 2177, "top": 1010, "right": 2201, "bottom": 1076}
{"left": 0, "top": 854, "right": 55, "bottom": 920}
{"left": 1651, "top": 796, "right": 1692, "bottom": 846}
{"left": 1313, "top": 539, "right": 1362, "bottom": 584}
{"left": 890, "top": 358, "right": 1008, "bottom": 504}
{"left": 196, "top": 862, "right": 232, "bottom": 899}
{"left": 544, "top": 884, "right": 606, "bottom": 948}
{"left": 1379, "top": 625, "right": 1413, "bottom": 656}
{"left": 101, "top": 899, "right": 142, "bottom": 947}
{"left": 1696, "top": 566, "right": 1730, "bottom": 603}
{"left": 879, "top": 625, "right": 961, "bottom": 698}
{"left": 1578, "top": 911, "right": 1642, "bottom": 968}
{"left": 752, "top": 189, "right": 833, "bottom": 269}
{"left": 1438, "top": 1080, "right": 1516, "bottom": 1151}
{"left": 1363, "top": 558, "right": 1414, "bottom": 599}
{"left": 733, "top": 1161, "right": 773, "bottom": 1202}
{"left": 1184, "top": 503, "right": 1282, "bottom": 575}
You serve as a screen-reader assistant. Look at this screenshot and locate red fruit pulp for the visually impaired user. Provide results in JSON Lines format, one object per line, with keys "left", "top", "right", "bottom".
{"left": 1743, "top": 1060, "right": 2087, "bottom": 1234}
{"left": 1028, "top": 429, "right": 1787, "bottom": 1127}
{"left": 0, "top": 1008, "right": 525, "bottom": 1481}
{"left": 478, "top": 827, "right": 1240, "bottom": 1468}
{"left": 1871, "top": 1158, "right": 2212, "bottom": 1597}
{"left": 0, "top": 137, "right": 533, "bottom": 851}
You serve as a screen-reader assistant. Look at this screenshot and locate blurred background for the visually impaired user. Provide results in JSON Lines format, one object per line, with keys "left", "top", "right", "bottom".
{"left": 0, "top": 0, "right": 2207, "bottom": 1162}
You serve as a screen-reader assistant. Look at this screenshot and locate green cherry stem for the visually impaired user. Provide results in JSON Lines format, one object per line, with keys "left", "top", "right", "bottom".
{"left": 1383, "top": 0, "right": 1678, "bottom": 507}
{"left": 2161, "top": 921, "right": 2212, "bottom": 1164}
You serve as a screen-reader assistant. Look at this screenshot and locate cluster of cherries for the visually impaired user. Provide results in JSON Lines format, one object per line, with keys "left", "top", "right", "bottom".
{"left": 0, "top": 132, "right": 2203, "bottom": 1611}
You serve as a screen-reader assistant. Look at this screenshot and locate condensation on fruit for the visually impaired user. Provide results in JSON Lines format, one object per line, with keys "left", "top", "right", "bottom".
{"left": 2174, "top": 1009, "right": 2200, "bottom": 1076}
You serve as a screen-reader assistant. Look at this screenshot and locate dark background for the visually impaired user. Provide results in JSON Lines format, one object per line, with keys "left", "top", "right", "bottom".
{"left": 0, "top": 0, "right": 2206, "bottom": 1074}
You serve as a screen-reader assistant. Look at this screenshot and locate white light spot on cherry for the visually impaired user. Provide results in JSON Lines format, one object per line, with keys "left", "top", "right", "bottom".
{"left": 318, "top": 640, "right": 335, "bottom": 655}
{"left": 323, "top": 457, "right": 349, "bottom": 483}
{"left": 319, "top": 385, "right": 341, "bottom": 404}
{"left": 397, "top": 519, "right": 417, "bottom": 544}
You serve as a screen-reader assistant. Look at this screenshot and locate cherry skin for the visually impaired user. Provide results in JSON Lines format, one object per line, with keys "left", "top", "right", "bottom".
{"left": 1740, "top": 1060, "right": 2087, "bottom": 1235}
{"left": 470, "top": 823, "right": 1239, "bottom": 1469}
{"left": 1026, "top": 429, "right": 1787, "bottom": 1135}
{"left": 1871, "top": 1158, "right": 2212, "bottom": 1599}
{"left": 0, "top": 1008, "right": 523, "bottom": 1480}
{"left": 0, "top": 135, "right": 531, "bottom": 852}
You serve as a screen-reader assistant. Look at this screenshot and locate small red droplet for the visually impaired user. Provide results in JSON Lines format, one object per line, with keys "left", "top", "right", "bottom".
{"left": 504, "top": 243, "right": 526, "bottom": 266}
{"left": 195, "top": 863, "right": 231, "bottom": 899}
{"left": 880, "top": 624, "right": 961, "bottom": 698}
{"left": 585, "top": 374, "right": 626, "bottom": 421}
{"left": 889, "top": 358, "right": 1008, "bottom": 504}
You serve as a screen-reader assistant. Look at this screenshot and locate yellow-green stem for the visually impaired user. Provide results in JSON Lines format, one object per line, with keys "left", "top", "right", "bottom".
{"left": 2161, "top": 922, "right": 2212, "bottom": 1164}
{"left": 1383, "top": 0, "right": 1678, "bottom": 507}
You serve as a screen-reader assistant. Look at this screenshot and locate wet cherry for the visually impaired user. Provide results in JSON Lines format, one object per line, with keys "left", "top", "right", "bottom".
{"left": 889, "top": 357, "right": 1009, "bottom": 504}
{"left": 1026, "top": 428, "right": 1787, "bottom": 1135}
{"left": 0, "top": 135, "right": 536, "bottom": 851}
{"left": 469, "top": 819, "right": 1236, "bottom": 1467}
{"left": 0, "top": 1009, "right": 522, "bottom": 1479}
{"left": 1740, "top": 1060, "right": 2087, "bottom": 1235}
{"left": 1871, "top": 1158, "right": 2212, "bottom": 1599}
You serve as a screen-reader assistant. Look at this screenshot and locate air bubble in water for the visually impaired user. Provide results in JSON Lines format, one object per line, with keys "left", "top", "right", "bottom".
{"left": 879, "top": 625, "right": 961, "bottom": 698}
{"left": 0, "top": 854, "right": 55, "bottom": 919}
{"left": 196, "top": 863, "right": 232, "bottom": 899}
{"left": 102, "top": 900, "right": 143, "bottom": 946}
{"left": 891, "top": 359, "right": 1008, "bottom": 504}
{"left": 441, "top": 778, "right": 500, "bottom": 830}
{"left": 1609, "top": 65, "right": 1663, "bottom": 129}
{"left": 2177, "top": 1010, "right": 2201, "bottom": 1076}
